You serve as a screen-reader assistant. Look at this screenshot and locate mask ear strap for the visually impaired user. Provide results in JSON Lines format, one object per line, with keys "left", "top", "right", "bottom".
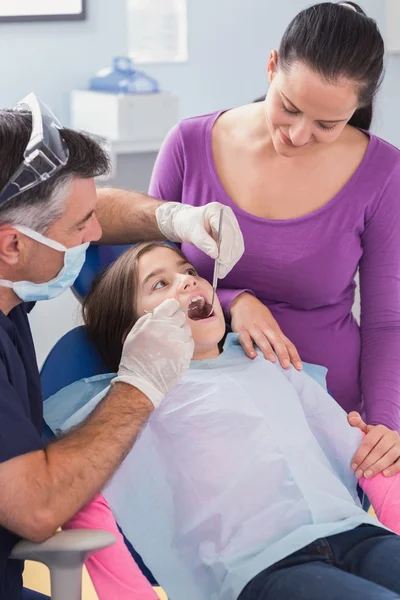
{"left": 13, "top": 225, "right": 67, "bottom": 252}
{"left": 0, "top": 279, "right": 14, "bottom": 289}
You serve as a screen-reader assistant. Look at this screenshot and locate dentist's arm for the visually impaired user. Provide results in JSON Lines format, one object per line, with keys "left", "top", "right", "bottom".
{"left": 96, "top": 187, "right": 244, "bottom": 279}
{"left": 95, "top": 189, "right": 164, "bottom": 244}
{"left": 0, "top": 300, "right": 193, "bottom": 543}
{"left": 96, "top": 124, "right": 244, "bottom": 277}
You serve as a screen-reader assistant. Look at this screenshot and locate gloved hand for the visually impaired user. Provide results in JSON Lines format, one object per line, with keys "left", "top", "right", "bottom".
{"left": 112, "top": 299, "right": 194, "bottom": 408}
{"left": 155, "top": 202, "right": 244, "bottom": 278}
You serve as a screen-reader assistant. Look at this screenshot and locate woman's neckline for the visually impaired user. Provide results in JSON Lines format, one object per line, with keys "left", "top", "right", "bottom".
{"left": 204, "top": 109, "right": 378, "bottom": 226}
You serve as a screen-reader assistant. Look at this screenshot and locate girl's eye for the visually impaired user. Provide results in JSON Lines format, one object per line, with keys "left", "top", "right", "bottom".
{"left": 153, "top": 280, "right": 167, "bottom": 290}
{"left": 186, "top": 268, "right": 198, "bottom": 276}
{"left": 281, "top": 102, "right": 299, "bottom": 116}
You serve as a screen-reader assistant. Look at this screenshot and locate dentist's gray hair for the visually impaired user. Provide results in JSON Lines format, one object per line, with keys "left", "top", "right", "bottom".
{"left": 0, "top": 110, "right": 110, "bottom": 233}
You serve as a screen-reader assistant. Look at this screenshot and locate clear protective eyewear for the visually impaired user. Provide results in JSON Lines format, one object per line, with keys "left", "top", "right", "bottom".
{"left": 0, "top": 93, "right": 69, "bottom": 206}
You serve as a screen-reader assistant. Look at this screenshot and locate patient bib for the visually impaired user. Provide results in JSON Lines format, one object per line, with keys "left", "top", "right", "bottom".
{"left": 44, "top": 335, "right": 381, "bottom": 600}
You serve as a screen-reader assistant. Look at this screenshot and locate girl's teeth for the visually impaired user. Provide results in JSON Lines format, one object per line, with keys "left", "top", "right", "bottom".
{"left": 188, "top": 296, "right": 206, "bottom": 310}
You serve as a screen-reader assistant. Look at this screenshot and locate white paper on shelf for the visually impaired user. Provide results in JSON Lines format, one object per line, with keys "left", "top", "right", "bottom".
{"left": 128, "top": 0, "right": 188, "bottom": 64}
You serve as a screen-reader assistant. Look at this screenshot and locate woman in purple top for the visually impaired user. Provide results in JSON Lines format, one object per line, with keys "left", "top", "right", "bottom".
{"left": 148, "top": 2, "right": 400, "bottom": 481}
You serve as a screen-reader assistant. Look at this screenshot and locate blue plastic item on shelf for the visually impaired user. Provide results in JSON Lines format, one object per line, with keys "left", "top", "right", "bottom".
{"left": 89, "top": 57, "right": 159, "bottom": 94}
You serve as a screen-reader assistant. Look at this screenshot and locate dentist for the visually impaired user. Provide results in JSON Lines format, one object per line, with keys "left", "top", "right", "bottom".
{"left": 0, "top": 94, "right": 244, "bottom": 600}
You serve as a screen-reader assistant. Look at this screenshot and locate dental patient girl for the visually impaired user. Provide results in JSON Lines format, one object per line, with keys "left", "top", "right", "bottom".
{"left": 45, "top": 243, "right": 400, "bottom": 600}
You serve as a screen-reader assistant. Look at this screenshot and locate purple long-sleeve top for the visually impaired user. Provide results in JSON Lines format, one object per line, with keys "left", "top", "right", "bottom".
{"left": 148, "top": 111, "right": 400, "bottom": 431}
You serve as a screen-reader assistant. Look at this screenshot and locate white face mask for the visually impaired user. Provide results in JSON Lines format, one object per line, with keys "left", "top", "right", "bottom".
{"left": 0, "top": 225, "right": 89, "bottom": 302}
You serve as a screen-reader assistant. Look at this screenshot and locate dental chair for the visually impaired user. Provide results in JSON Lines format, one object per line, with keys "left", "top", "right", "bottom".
{"left": 40, "top": 243, "right": 158, "bottom": 588}
{"left": 41, "top": 244, "right": 131, "bottom": 436}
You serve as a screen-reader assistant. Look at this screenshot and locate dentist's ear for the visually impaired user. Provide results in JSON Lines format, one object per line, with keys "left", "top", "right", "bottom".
{"left": 267, "top": 50, "right": 279, "bottom": 83}
{"left": 0, "top": 228, "right": 23, "bottom": 266}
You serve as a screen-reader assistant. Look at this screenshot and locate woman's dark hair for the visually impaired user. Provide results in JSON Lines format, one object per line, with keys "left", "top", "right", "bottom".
{"left": 277, "top": 2, "right": 385, "bottom": 130}
{"left": 83, "top": 242, "right": 188, "bottom": 372}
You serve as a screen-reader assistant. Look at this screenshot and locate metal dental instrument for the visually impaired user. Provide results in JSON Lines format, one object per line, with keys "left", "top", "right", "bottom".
{"left": 177, "top": 207, "right": 224, "bottom": 318}
{"left": 208, "top": 207, "right": 224, "bottom": 315}
{"left": 145, "top": 305, "right": 197, "bottom": 315}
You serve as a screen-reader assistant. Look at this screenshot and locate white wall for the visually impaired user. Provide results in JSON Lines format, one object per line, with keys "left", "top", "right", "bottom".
{"left": 0, "top": 1, "right": 127, "bottom": 123}
{"left": 0, "top": 0, "right": 395, "bottom": 365}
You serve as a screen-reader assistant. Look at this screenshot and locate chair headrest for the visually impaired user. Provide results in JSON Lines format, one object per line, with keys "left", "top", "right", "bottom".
{"left": 72, "top": 244, "right": 132, "bottom": 300}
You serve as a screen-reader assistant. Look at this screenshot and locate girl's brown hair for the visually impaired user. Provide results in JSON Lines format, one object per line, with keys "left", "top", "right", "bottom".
{"left": 82, "top": 242, "right": 187, "bottom": 372}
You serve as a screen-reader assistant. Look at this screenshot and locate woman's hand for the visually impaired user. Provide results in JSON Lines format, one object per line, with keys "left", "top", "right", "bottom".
{"left": 230, "top": 292, "right": 302, "bottom": 369}
{"left": 348, "top": 411, "right": 400, "bottom": 478}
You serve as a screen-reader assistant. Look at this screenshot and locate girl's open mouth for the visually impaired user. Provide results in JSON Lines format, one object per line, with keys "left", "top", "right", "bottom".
{"left": 187, "top": 296, "right": 215, "bottom": 321}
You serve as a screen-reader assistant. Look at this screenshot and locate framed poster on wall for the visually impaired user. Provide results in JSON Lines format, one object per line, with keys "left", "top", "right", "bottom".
{"left": 0, "top": 0, "right": 86, "bottom": 22}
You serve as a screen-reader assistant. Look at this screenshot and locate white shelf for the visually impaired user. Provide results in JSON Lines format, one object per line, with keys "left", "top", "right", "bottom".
{"left": 97, "top": 138, "right": 162, "bottom": 181}
{"left": 109, "top": 139, "right": 163, "bottom": 154}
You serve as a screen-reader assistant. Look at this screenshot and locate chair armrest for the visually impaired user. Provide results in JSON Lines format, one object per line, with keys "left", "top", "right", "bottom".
{"left": 10, "top": 529, "right": 115, "bottom": 564}
{"left": 11, "top": 530, "right": 115, "bottom": 600}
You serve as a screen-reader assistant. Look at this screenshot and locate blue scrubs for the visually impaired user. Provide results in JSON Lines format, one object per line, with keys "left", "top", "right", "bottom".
{"left": 0, "top": 303, "right": 44, "bottom": 599}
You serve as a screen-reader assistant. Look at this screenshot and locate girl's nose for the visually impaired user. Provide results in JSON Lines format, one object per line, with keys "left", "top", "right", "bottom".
{"left": 178, "top": 273, "right": 198, "bottom": 292}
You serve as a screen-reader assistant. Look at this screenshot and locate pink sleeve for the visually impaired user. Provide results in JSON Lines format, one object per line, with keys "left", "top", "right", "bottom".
{"left": 359, "top": 474, "right": 400, "bottom": 534}
{"left": 358, "top": 432, "right": 400, "bottom": 534}
{"left": 148, "top": 124, "right": 185, "bottom": 202}
{"left": 63, "top": 493, "right": 158, "bottom": 600}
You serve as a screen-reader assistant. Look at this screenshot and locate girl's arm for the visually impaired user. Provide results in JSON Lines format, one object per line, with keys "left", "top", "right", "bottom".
{"left": 359, "top": 473, "right": 400, "bottom": 534}
{"left": 63, "top": 493, "right": 158, "bottom": 600}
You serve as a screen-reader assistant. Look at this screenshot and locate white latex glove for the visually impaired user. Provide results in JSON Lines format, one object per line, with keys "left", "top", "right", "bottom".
{"left": 155, "top": 202, "right": 244, "bottom": 278}
{"left": 112, "top": 298, "right": 194, "bottom": 408}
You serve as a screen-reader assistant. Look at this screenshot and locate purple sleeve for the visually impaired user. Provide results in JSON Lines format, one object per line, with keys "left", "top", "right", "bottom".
{"left": 359, "top": 165, "right": 400, "bottom": 431}
{"left": 148, "top": 124, "right": 185, "bottom": 201}
{"left": 217, "top": 288, "right": 255, "bottom": 320}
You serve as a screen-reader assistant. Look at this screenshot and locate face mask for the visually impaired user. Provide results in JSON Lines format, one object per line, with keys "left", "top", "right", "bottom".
{"left": 0, "top": 225, "right": 89, "bottom": 302}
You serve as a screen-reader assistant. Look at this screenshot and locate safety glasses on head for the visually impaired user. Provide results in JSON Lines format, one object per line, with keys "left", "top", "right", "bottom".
{"left": 0, "top": 92, "right": 69, "bottom": 206}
